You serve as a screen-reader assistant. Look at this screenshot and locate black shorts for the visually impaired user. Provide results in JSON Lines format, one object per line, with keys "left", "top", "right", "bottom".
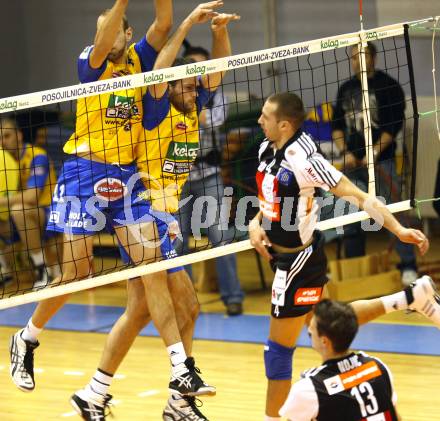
{"left": 269, "top": 231, "right": 328, "bottom": 318}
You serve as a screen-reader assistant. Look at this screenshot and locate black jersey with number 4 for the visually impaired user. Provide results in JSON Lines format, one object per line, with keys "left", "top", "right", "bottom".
{"left": 280, "top": 351, "right": 398, "bottom": 421}
{"left": 256, "top": 129, "right": 342, "bottom": 248}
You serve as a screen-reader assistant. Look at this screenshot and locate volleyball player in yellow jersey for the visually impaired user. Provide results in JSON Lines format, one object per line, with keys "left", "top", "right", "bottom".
{"left": 0, "top": 118, "right": 59, "bottom": 288}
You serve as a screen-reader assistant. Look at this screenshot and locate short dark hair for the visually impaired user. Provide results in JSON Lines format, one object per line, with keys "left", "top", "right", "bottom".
{"left": 0, "top": 116, "right": 19, "bottom": 131}
{"left": 267, "top": 92, "right": 306, "bottom": 126}
{"left": 183, "top": 39, "right": 210, "bottom": 60}
{"left": 101, "top": 9, "right": 129, "bottom": 31}
{"left": 169, "top": 57, "right": 196, "bottom": 86}
{"left": 314, "top": 299, "right": 358, "bottom": 353}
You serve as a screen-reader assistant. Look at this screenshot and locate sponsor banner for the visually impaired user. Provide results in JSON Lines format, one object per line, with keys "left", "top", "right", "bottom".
{"left": 0, "top": 22, "right": 407, "bottom": 113}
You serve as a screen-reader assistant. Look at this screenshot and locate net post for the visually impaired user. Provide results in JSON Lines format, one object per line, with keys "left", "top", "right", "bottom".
{"left": 404, "top": 24, "right": 419, "bottom": 208}
{"left": 358, "top": 34, "right": 376, "bottom": 196}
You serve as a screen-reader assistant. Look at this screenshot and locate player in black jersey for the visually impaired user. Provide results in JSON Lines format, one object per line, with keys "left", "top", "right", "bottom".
{"left": 280, "top": 299, "right": 399, "bottom": 421}
{"left": 249, "top": 92, "right": 439, "bottom": 421}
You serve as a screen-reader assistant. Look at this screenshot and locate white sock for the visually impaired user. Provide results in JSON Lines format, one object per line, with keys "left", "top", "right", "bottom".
{"left": 264, "top": 417, "right": 281, "bottom": 421}
{"left": 381, "top": 291, "right": 409, "bottom": 313}
{"left": 47, "top": 263, "right": 61, "bottom": 278}
{"left": 85, "top": 369, "right": 113, "bottom": 399}
{"left": 21, "top": 318, "right": 42, "bottom": 343}
{"left": 30, "top": 251, "right": 44, "bottom": 267}
{"left": 168, "top": 342, "right": 188, "bottom": 376}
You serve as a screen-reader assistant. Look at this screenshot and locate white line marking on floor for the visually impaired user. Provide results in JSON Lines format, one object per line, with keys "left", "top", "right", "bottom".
{"left": 114, "top": 373, "right": 126, "bottom": 379}
{"left": 0, "top": 365, "right": 4, "bottom": 371}
{"left": 138, "top": 389, "right": 160, "bottom": 398}
{"left": 61, "top": 412, "right": 77, "bottom": 417}
{"left": 34, "top": 368, "right": 44, "bottom": 373}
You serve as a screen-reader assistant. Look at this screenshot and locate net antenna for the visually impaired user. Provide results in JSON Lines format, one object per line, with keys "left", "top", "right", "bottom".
{"left": 358, "top": 0, "right": 376, "bottom": 195}
{"left": 432, "top": 16, "right": 440, "bottom": 143}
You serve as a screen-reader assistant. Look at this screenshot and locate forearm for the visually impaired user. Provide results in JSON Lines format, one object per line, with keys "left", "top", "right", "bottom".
{"left": 374, "top": 131, "right": 393, "bottom": 157}
{"left": 153, "top": 18, "right": 193, "bottom": 70}
{"left": 94, "top": 0, "right": 129, "bottom": 55}
{"left": 205, "top": 27, "right": 231, "bottom": 89}
{"left": 146, "top": 0, "right": 173, "bottom": 50}
{"left": 153, "top": 0, "right": 173, "bottom": 32}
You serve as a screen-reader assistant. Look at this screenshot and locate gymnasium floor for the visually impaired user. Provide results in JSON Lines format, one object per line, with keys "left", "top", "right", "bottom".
{"left": 0, "top": 232, "right": 440, "bottom": 420}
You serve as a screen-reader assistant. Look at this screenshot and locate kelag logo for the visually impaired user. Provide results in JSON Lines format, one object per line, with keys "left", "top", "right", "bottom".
{"left": 108, "top": 94, "right": 134, "bottom": 109}
{"left": 186, "top": 64, "right": 206, "bottom": 76}
{"left": 320, "top": 39, "right": 339, "bottom": 50}
{"left": 144, "top": 72, "right": 164, "bottom": 84}
{"left": 366, "top": 31, "right": 378, "bottom": 40}
{"left": 166, "top": 141, "right": 199, "bottom": 161}
{"left": 0, "top": 100, "right": 18, "bottom": 111}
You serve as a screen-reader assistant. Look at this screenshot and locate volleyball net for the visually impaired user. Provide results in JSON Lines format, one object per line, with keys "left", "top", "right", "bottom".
{"left": 0, "top": 17, "right": 437, "bottom": 309}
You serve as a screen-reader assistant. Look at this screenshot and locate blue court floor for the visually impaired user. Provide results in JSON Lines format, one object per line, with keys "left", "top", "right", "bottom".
{"left": 1, "top": 303, "right": 439, "bottom": 356}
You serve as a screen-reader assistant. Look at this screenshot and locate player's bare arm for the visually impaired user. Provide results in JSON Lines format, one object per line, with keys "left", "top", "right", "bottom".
{"left": 148, "top": 1, "right": 224, "bottom": 99}
{"left": 200, "top": 12, "right": 240, "bottom": 91}
{"left": 146, "top": 0, "right": 173, "bottom": 52}
{"left": 249, "top": 211, "right": 273, "bottom": 261}
{"left": 330, "top": 175, "right": 429, "bottom": 255}
{"left": 89, "top": 0, "right": 130, "bottom": 69}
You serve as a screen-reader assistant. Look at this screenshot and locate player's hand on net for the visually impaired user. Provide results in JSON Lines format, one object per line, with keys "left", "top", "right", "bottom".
{"left": 211, "top": 13, "right": 241, "bottom": 31}
{"left": 188, "top": 1, "right": 223, "bottom": 25}
{"left": 396, "top": 228, "right": 430, "bottom": 255}
{"left": 249, "top": 220, "right": 272, "bottom": 261}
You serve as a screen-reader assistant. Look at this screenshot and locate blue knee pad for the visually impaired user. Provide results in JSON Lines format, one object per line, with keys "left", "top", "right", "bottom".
{"left": 264, "top": 339, "right": 295, "bottom": 380}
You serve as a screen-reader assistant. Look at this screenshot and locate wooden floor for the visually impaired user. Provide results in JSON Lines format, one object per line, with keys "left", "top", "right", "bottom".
{"left": 1, "top": 230, "right": 440, "bottom": 420}
{"left": 0, "top": 327, "right": 439, "bottom": 421}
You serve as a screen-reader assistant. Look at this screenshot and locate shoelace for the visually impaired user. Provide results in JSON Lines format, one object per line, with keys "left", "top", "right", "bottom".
{"left": 85, "top": 395, "right": 113, "bottom": 420}
{"left": 184, "top": 397, "right": 208, "bottom": 420}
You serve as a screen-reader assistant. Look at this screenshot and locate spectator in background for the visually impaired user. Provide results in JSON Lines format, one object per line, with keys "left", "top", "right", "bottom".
{"left": 332, "top": 42, "right": 418, "bottom": 286}
{"left": 0, "top": 117, "right": 60, "bottom": 289}
{"left": 176, "top": 39, "right": 244, "bottom": 316}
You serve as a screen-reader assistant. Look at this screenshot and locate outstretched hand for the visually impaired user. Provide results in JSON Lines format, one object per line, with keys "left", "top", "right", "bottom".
{"left": 211, "top": 13, "right": 241, "bottom": 31}
{"left": 397, "top": 227, "right": 430, "bottom": 255}
{"left": 188, "top": 1, "right": 223, "bottom": 25}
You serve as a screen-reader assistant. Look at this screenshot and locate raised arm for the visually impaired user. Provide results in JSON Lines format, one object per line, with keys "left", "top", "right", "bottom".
{"left": 89, "top": 0, "right": 129, "bottom": 69}
{"left": 201, "top": 12, "right": 240, "bottom": 92}
{"left": 146, "top": 0, "right": 173, "bottom": 52}
{"left": 330, "top": 175, "right": 429, "bottom": 255}
{"left": 148, "top": 1, "right": 224, "bottom": 99}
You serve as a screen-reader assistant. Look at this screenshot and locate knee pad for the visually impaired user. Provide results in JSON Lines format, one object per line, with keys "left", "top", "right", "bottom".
{"left": 264, "top": 339, "right": 295, "bottom": 380}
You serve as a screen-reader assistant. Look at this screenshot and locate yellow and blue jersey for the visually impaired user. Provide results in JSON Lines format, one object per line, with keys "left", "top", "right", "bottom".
{"left": 136, "top": 87, "right": 214, "bottom": 213}
{"left": 63, "top": 38, "right": 158, "bottom": 164}
{"left": 0, "top": 148, "right": 19, "bottom": 221}
{"left": 19, "top": 143, "right": 56, "bottom": 207}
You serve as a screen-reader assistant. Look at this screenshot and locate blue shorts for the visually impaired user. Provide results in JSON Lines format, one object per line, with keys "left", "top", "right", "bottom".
{"left": 47, "top": 157, "right": 182, "bottom": 273}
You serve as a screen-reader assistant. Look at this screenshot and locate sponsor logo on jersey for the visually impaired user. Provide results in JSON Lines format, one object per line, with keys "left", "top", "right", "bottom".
{"left": 166, "top": 141, "right": 199, "bottom": 161}
{"left": 106, "top": 94, "right": 137, "bottom": 119}
{"left": 294, "top": 287, "right": 322, "bottom": 305}
{"left": 49, "top": 211, "right": 60, "bottom": 224}
{"left": 176, "top": 121, "right": 188, "bottom": 131}
{"left": 94, "top": 178, "right": 126, "bottom": 201}
{"left": 323, "top": 361, "right": 382, "bottom": 395}
{"left": 277, "top": 168, "right": 293, "bottom": 186}
{"left": 112, "top": 70, "right": 131, "bottom": 78}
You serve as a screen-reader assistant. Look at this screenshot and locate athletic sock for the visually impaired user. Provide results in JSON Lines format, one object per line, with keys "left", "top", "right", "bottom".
{"left": 381, "top": 291, "right": 409, "bottom": 313}
{"left": 83, "top": 369, "right": 114, "bottom": 402}
{"left": 168, "top": 342, "right": 188, "bottom": 377}
{"left": 30, "top": 251, "right": 44, "bottom": 267}
{"left": 21, "top": 318, "right": 43, "bottom": 343}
